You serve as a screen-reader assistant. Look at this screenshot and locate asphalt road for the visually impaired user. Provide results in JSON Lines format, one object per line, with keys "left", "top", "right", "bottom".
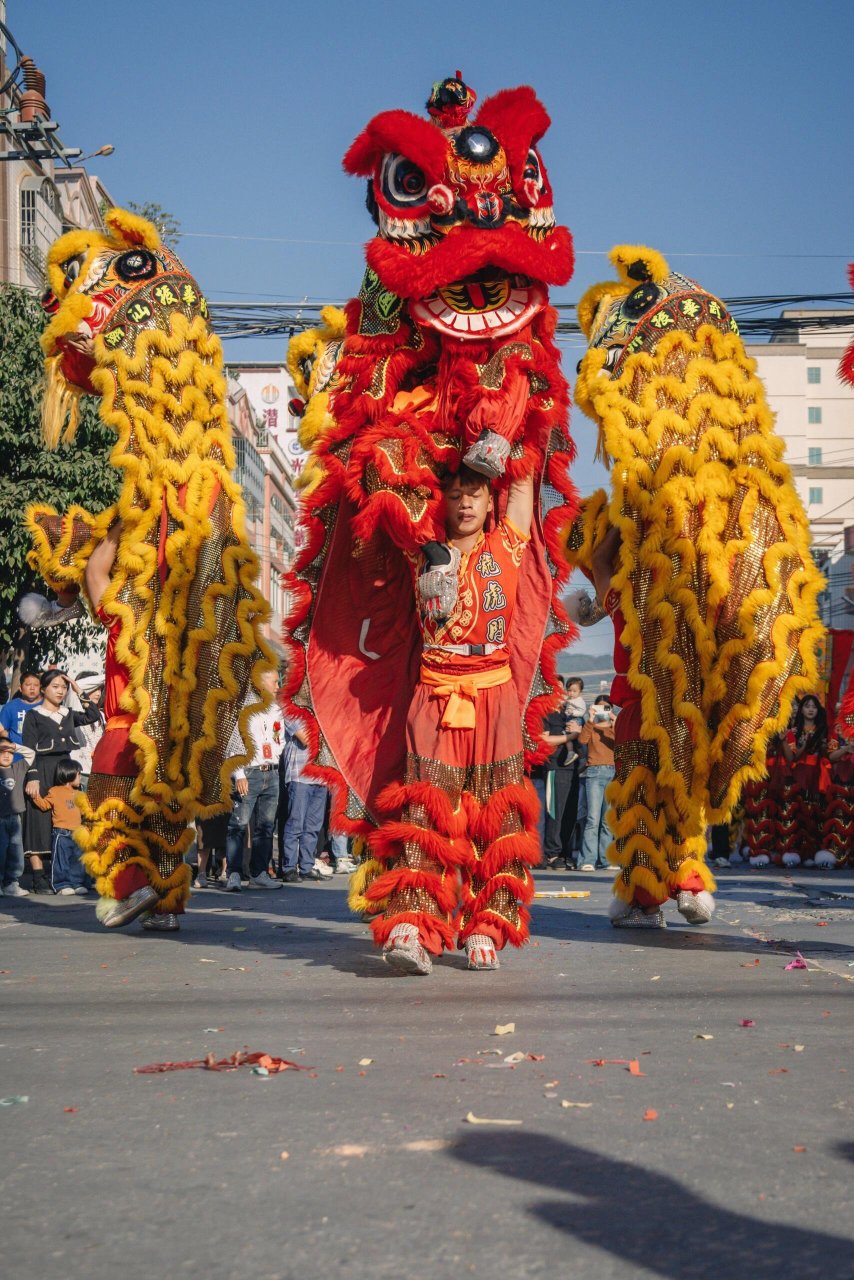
{"left": 2, "top": 864, "right": 853, "bottom": 1280}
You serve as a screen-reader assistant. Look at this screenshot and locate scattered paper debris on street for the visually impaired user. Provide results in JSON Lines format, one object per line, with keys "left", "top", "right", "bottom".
{"left": 464, "top": 1112, "right": 522, "bottom": 1126}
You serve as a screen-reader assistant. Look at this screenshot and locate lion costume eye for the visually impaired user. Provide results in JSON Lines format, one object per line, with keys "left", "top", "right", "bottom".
{"left": 61, "top": 255, "right": 84, "bottom": 289}
{"left": 523, "top": 149, "right": 543, "bottom": 188}
{"left": 380, "top": 154, "right": 428, "bottom": 208}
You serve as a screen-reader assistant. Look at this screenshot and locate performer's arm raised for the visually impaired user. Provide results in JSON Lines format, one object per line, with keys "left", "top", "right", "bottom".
{"left": 505, "top": 473, "right": 534, "bottom": 539}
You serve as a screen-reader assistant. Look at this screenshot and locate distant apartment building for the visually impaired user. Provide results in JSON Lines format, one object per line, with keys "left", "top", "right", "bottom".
{"left": 0, "top": 18, "right": 114, "bottom": 287}
{"left": 747, "top": 312, "right": 854, "bottom": 629}
{"left": 226, "top": 369, "right": 299, "bottom": 662}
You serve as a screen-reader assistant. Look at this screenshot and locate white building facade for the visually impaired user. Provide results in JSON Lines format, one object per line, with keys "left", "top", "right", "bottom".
{"left": 747, "top": 312, "right": 854, "bottom": 630}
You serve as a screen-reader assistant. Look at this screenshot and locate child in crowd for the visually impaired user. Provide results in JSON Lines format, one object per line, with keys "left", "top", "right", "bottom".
{"left": 35, "top": 757, "right": 89, "bottom": 895}
{"left": 0, "top": 740, "right": 29, "bottom": 897}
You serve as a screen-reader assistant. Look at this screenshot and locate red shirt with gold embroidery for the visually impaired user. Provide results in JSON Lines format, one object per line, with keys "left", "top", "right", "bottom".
{"left": 420, "top": 519, "right": 529, "bottom": 674}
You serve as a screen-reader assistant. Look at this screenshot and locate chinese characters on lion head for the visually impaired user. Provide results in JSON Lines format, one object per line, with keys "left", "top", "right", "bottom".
{"left": 285, "top": 75, "right": 577, "bottom": 970}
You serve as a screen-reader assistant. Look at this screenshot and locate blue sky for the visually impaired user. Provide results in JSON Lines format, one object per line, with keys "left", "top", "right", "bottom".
{"left": 13, "top": 0, "right": 853, "bottom": 651}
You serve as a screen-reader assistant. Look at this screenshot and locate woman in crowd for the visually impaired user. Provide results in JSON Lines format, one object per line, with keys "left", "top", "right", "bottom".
{"left": 22, "top": 669, "right": 101, "bottom": 893}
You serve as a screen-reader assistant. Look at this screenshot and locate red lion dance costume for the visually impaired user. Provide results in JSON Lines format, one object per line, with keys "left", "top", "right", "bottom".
{"left": 285, "top": 75, "right": 576, "bottom": 971}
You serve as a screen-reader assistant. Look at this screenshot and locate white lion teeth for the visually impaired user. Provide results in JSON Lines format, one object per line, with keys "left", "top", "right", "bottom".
{"left": 378, "top": 208, "right": 431, "bottom": 240}
{"left": 527, "top": 205, "right": 555, "bottom": 230}
{"left": 450, "top": 312, "right": 470, "bottom": 331}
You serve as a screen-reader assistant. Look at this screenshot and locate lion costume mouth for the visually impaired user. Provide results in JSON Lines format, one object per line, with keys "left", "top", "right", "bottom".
{"left": 409, "top": 270, "right": 545, "bottom": 337}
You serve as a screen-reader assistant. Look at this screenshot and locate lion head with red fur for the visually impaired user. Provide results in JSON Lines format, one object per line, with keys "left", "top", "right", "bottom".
{"left": 344, "top": 75, "right": 573, "bottom": 340}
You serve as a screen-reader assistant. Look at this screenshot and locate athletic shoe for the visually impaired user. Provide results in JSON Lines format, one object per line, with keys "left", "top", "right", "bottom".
{"left": 312, "top": 859, "right": 333, "bottom": 880}
{"left": 580, "top": 863, "right": 595, "bottom": 872}
{"left": 99, "top": 885, "right": 160, "bottom": 930}
{"left": 32, "top": 873, "right": 51, "bottom": 894}
{"left": 57, "top": 886, "right": 77, "bottom": 896}
{"left": 713, "top": 857, "right": 730, "bottom": 868}
{"left": 74, "top": 886, "right": 88, "bottom": 896}
{"left": 3, "top": 882, "right": 29, "bottom": 898}
{"left": 195, "top": 872, "right": 208, "bottom": 889}
{"left": 301, "top": 869, "right": 324, "bottom": 881}
{"left": 142, "top": 912, "right": 180, "bottom": 932}
{"left": 281, "top": 870, "right": 300, "bottom": 883}
{"left": 333, "top": 856, "right": 359, "bottom": 875}
{"left": 249, "top": 871, "right": 282, "bottom": 890}
{"left": 465, "top": 934, "right": 500, "bottom": 971}
{"left": 225, "top": 872, "right": 242, "bottom": 892}
{"left": 383, "top": 923, "right": 432, "bottom": 975}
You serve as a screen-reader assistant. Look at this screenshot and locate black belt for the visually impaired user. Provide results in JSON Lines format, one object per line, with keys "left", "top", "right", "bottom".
{"left": 247, "top": 763, "right": 277, "bottom": 773}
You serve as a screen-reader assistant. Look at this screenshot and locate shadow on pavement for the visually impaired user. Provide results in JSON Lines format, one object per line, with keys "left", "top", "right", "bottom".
{"left": 449, "top": 1129, "right": 854, "bottom": 1279}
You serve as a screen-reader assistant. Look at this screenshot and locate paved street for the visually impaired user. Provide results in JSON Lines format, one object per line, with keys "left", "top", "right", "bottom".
{"left": 3, "top": 865, "right": 853, "bottom": 1280}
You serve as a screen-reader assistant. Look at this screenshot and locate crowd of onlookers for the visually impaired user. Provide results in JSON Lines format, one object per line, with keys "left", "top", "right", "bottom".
{"left": 1, "top": 666, "right": 850, "bottom": 903}
{"left": 532, "top": 676, "right": 617, "bottom": 872}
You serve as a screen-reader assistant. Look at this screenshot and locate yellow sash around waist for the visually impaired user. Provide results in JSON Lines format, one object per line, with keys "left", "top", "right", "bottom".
{"left": 419, "top": 663, "right": 512, "bottom": 730}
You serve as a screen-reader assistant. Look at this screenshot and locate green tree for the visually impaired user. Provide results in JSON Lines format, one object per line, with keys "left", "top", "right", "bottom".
{"left": 127, "top": 200, "right": 182, "bottom": 249}
{"left": 0, "top": 285, "right": 120, "bottom": 674}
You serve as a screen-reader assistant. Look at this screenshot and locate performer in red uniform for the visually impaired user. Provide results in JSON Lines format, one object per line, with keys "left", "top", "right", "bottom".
{"left": 364, "top": 466, "right": 538, "bottom": 974}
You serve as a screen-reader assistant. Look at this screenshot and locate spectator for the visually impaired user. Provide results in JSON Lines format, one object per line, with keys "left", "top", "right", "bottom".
{"left": 0, "top": 670, "right": 42, "bottom": 758}
{"left": 532, "top": 680, "right": 584, "bottom": 868}
{"left": 22, "top": 670, "right": 101, "bottom": 894}
{"left": 280, "top": 716, "right": 331, "bottom": 882}
{"left": 35, "top": 757, "right": 89, "bottom": 895}
{"left": 195, "top": 812, "right": 229, "bottom": 887}
{"left": 224, "top": 669, "right": 284, "bottom": 892}
{"left": 0, "top": 739, "right": 28, "bottom": 897}
{"left": 330, "top": 825, "right": 358, "bottom": 874}
{"left": 577, "top": 695, "right": 616, "bottom": 871}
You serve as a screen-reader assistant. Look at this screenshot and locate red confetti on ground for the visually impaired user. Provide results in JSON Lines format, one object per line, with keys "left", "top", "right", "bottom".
{"left": 792, "top": 1146, "right": 807, "bottom": 1153}
{"left": 643, "top": 1109, "right": 659, "bottom": 1121}
{"left": 768, "top": 1068, "right": 789, "bottom": 1075}
{"left": 740, "top": 960, "right": 760, "bottom": 967}
{"left": 63, "top": 1107, "right": 78, "bottom": 1113}
{"left": 816, "top": 921, "right": 829, "bottom": 927}
{"left": 133, "top": 1051, "right": 312, "bottom": 1074}
{"left": 587, "top": 1059, "right": 646, "bottom": 1077}
{"left": 739, "top": 1020, "right": 755, "bottom": 1027}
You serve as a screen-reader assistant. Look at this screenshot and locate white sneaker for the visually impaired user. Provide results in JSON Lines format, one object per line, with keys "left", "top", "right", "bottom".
{"left": 57, "top": 886, "right": 77, "bottom": 896}
{"left": 334, "top": 856, "right": 359, "bottom": 875}
{"left": 3, "top": 882, "right": 28, "bottom": 898}
{"left": 225, "top": 872, "right": 242, "bottom": 892}
{"left": 249, "top": 871, "right": 282, "bottom": 889}
{"left": 312, "top": 859, "right": 334, "bottom": 880}
{"left": 195, "top": 872, "right": 208, "bottom": 889}
{"left": 74, "top": 886, "right": 88, "bottom": 896}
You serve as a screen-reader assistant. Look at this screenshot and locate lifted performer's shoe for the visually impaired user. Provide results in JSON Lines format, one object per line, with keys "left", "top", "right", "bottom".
{"left": 676, "top": 890, "right": 715, "bottom": 925}
{"left": 142, "top": 911, "right": 180, "bottom": 932}
{"left": 98, "top": 885, "right": 160, "bottom": 930}
{"left": 465, "top": 934, "right": 499, "bottom": 970}
{"left": 383, "top": 923, "right": 432, "bottom": 975}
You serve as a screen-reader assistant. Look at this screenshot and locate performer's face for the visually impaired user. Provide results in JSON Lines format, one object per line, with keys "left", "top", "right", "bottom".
{"left": 444, "top": 477, "right": 490, "bottom": 539}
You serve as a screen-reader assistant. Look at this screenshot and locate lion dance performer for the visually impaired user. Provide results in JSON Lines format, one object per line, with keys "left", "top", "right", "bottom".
{"left": 285, "top": 75, "right": 576, "bottom": 973}
{"left": 26, "top": 208, "right": 276, "bottom": 931}
{"left": 564, "top": 245, "right": 825, "bottom": 928}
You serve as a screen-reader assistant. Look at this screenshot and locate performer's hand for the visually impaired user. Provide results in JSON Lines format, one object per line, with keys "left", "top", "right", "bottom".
{"left": 25, "top": 781, "right": 40, "bottom": 800}
{"left": 235, "top": 776, "right": 249, "bottom": 797}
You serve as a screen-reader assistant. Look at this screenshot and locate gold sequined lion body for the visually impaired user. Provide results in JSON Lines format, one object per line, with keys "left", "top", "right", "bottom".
{"left": 26, "top": 208, "right": 275, "bottom": 920}
{"left": 565, "top": 245, "right": 825, "bottom": 921}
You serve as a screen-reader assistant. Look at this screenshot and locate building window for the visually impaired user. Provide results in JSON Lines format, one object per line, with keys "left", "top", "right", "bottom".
{"left": 808, "top": 487, "right": 823, "bottom": 505}
{"left": 19, "top": 177, "right": 62, "bottom": 286}
{"left": 808, "top": 447, "right": 823, "bottom": 465}
{"left": 807, "top": 367, "right": 821, "bottom": 384}
{"left": 807, "top": 407, "right": 822, "bottom": 425}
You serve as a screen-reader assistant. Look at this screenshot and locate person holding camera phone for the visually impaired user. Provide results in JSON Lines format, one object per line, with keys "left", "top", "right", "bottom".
{"left": 577, "top": 696, "right": 616, "bottom": 871}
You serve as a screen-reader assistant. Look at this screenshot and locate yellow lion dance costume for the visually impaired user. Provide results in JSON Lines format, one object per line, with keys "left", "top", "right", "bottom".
{"left": 26, "top": 208, "right": 276, "bottom": 929}
{"left": 565, "top": 245, "right": 825, "bottom": 928}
